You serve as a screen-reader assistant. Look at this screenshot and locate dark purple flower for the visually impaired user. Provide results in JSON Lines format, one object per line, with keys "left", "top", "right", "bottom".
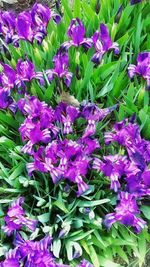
{"left": 46, "top": 50, "right": 73, "bottom": 86}
{"left": 130, "top": 0, "right": 142, "bottom": 5}
{"left": 0, "top": 89, "right": 13, "bottom": 110}
{"left": 0, "top": 249, "right": 20, "bottom": 267}
{"left": 0, "top": 11, "right": 16, "bottom": 44}
{"left": 128, "top": 52, "right": 150, "bottom": 88}
{"left": 61, "top": 18, "right": 93, "bottom": 50}
{"left": 2, "top": 197, "right": 37, "bottom": 236}
{"left": 91, "top": 23, "right": 119, "bottom": 64}
{"left": 104, "top": 192, "right": 146, "bottom": 233}
{"left": 54, "top": 102, "right": 79, "bottom": 134}
{"left": 16, "top": 11, "right": 33, "bottom": 42}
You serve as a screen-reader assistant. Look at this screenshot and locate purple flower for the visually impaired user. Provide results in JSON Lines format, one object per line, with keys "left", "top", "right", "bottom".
{"left": 31, "top": 3, "right": 51, "bottom": 28}
{"left": 91, "top": 23, "right": 119, "bottom": 64}
{"left": 0, "top": 89, "right": 13, "bottom": 110}
{"left": 14, "top": 233, "right": 68, "bottom": 267}
{"left": 128, "top": 52, "right": 150, "bottom": 88}
{"left": 93, "top": 155, "right": 128, "bottom": 192}
{"left": 15, "top": 58, "right": 44, "bottom": 88}
{"left": 81, "top": 102, "right": 117, "bottom": 137}
{"left": 16, "top": 11, "right": 33, "bottom": 42}
{"left": 46, "top": 50, "right": 73, "bottom": 87}
{"left": 104, "top": 192, "right": 146, "bottom": 233}
{"left": 0, "top": 249, "right": 20, "bottom": 267}
{"left": 2, "top": 197, "right": 37, "bottom": 236}
{"left": 0, "top": 11, "right": 16, "bottom": 44}
{"left": 78, "top": 259, "right": 93, "bottom": 267}
{"left": 54, "top": 102, "right": 79, "bottom": 134}
{"left": 130, "top": 0, "right": 142, "bottom": 4}
{"left": 61, "top": 18, "right": 93, "bottom": 50}
{"left": 0, "top": 63, "right": 16, "bottom": 90}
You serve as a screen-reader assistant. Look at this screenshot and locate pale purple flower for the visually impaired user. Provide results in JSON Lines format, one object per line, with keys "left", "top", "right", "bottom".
{"left": 61, "top": 18, "right": 93, "bottom": 50}
{"left": 46, "top": 50, "right": 73, "bottom": 87}
{"left": 0, "top": 63, "right": 16, "bottom": 90}
{"left": 128, "top": 52, "right": 150, "bottom": 88}
{"left": 91, "top": 23, "right": 119, "bottom": 64}
{"left": 78, "top": 259, "right": 93, "bottom": 267}
{"left": 104, "top": 192, "right": 146, "bottom": 233}
{"left": 2, "top": 197, "right": 37, "bottom": 236}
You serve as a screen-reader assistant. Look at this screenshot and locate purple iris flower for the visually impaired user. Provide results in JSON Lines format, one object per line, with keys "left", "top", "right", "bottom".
{"left": 91, "top": 23, "right": 119, "bottom": 64}
{"left": 54, "top": 102, "right": 79, "bottom": 134}
{"left": 78, "top": 259, "right": 93, "bottom": 267}
{"left": 0, "top": 249, "right": 20, "bottom": 267}
{"left": 14, "top": 233, "right": 68, "bottom": 267}
{"left": 15, "top": 58, "right": 44, "bottom": 88}
{"left": 80, "top": 102, "right": 117, "bottom": 138}
{"left": 31, "top": 3, "right": 61, "bottom": 28}
{"left": 0, "top": 11, "right": 16, "bottom": 44}
{"left": 130, "top": 0, "right": 142, "bottom": 4}
{"left": 104, "top": 192, "right": 146, "bottom": 233}
{"left": 61, "top": 18, "right": 93, "bottom": 50}
{"left": 128, "top": 52, "right": 150, "bottom": 88}
{"left": 93, "top": 155, "right": 128, "bottom": 192}
{"left": 0, "top": 89, "right": 13, "bottom": 110}
{"left": 2, "top": 197, "right": 37, "bottom": 236}
{"left": 46, "top": 50, "right": 73, "bottom": 87}
{"left": 0, "top": 63, "right": 16, "bottom": 90}
{"left": 16, "top": 11, "right": 33, "bottom": 42}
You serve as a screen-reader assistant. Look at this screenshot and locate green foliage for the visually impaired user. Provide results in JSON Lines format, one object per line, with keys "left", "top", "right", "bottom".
{"left": 0, "top": 0, "right": 150, "bottom": 266}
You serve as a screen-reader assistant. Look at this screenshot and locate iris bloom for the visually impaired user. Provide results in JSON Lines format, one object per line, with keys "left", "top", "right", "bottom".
{"left": 128, "top": 52, "right": 150, "bottom": 88}
{"left": 15, "top": 58, "right": 44, "bottom": 88}
{"left": 0, "top": 63, "right": 16, "bottom": 90}
{"left": 80, "top": 102, "right": 117, "bottom": 138}
{"left": 0, "top": 11, "right": 17, "bottom": 44}
{"left": 91, "top": 23, "right": 119, "bottom": 64}
{"left": 54, "top": 102, "right": 79, "bottom": 134}
{"left": 2, "top": 197, "right": 37, "bottom": 236}
{"left": 61, "top": 18, "right": 93, "bottom": 50}
{"left": 0, "top": 249, "right": 20, "bottom": 267}
{"left": 93, "top": 155, "right": 128, "bottom": 192}
{"left": 104, "top": 192, "right": 146, "bottom": 233}
{"left": 46, "top": 50, "right": 73, "bottom": 87}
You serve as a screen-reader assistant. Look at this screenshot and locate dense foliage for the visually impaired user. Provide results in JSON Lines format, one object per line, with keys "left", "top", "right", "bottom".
{"left": 0, "top": 0, "right": 150, "bottom": 266}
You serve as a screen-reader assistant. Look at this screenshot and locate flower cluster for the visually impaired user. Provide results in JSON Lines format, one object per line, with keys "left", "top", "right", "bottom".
{"left": 1, "top": 197, "right": 93, "bottom": 266}
{"left": 128, "top": 52, "right": 150, "bottom": 89}
{"left": 18, "top": 96, "right": 116, "bottom": 197}
{"left": 0, "top": 58, "right": 43, "bottom": 111}
{"left": 61, "top": 19, "right": 119, "bottom": 65}
{"left": 93, "top": 119, "right": 150, "bottom": 232}
{"left": 0, "top": 3, "right": 61, "bottom": 45}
